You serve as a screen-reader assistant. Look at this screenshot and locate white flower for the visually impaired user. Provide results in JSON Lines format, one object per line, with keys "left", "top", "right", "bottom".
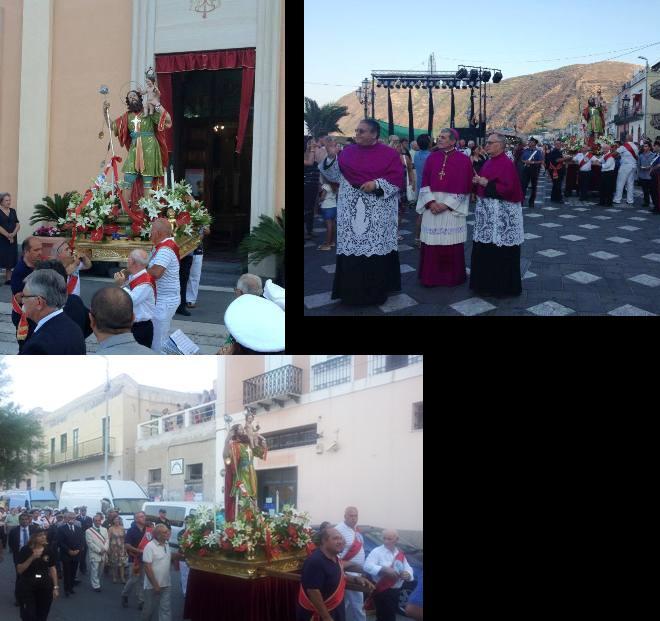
{"left": 168, "top": 198, "right": 183, "bottom": 212}
{"left": 183, "top": 224, "right": 193, "bottom": 236}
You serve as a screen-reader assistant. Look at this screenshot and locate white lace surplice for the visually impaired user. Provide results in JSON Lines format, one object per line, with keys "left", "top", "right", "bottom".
{"left": 472, "top": 197, "right": 524, "bottom": 247}
{"left": 415, "top": 188, "right": 469, "bottom": 246}
{"left": 320, "top": 158, "right": 399, "bottom": 257}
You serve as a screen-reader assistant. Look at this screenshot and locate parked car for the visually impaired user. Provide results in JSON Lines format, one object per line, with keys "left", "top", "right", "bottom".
{"left": 142, "top": 501, "right": 216, "bottom": 549}
{"left": 311, "top": 524, "right": 422, "bottom": 617}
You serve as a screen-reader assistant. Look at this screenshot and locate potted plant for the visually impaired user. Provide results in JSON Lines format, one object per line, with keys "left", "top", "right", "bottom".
{"left": 238, "top": 210, "right": 285, "bottom": 286}
{"left": 30, "top": 192, "right": 78, "bottom": 228}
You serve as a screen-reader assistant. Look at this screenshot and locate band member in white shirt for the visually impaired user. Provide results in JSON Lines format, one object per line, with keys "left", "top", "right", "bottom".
{"left": 364, "top": 529, "right": 413, "bottom": 621}
{"left": 573, "top": 145, "right": 594, "bottom": 202}
{"left": 147, "top": 219, "right": 180, "bottom": 352}
{"left": 598, "top": 144, "right": 618, "bottom": 206}
{"left": 56, "top": 241, "right": 92, "bottom": 296}
{"left": 113, "top": 249, "right": 157, "bottom": 348}
{"left": 335, "top": 506, "right": 366, "bottom": 621}
{"left": 614, "top": 133, "right": 639, "bottom": 205}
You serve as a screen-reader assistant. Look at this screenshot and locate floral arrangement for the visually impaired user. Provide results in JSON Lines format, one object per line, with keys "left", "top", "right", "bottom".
{"left": 562, "top": 135, "right": 584, "bottom": 153}
{"left": 34, "top": 225, "right": 63, "bottom": 237}
{"left": 136, "top": 181, "right": 212, "bottom": 241}
{"left": 179, "top": 494, "right": 313, "bottom": 561}
{"left": 58, "top": 183, "right": 121, "bottom": 240}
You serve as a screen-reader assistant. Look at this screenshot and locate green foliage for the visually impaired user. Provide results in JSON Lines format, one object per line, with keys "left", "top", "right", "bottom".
{"left": 238, "top": 211, "right": 285, "bottom": 267}
{"left": 304, "top": 97, "right": 349, "bottom": 138}
{"left": 30, "top": 192, "right": 78, "bottom": 226}
{"left": 0, "top": 361, "right": 45, "bottom": 488}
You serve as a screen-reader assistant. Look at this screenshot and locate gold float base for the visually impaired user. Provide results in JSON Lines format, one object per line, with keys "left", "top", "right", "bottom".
{"left": 185, "top": 549, "right": 307, "bottom": 580}
{"left": 73, "top": 234, "right": 200, "bottom": 263}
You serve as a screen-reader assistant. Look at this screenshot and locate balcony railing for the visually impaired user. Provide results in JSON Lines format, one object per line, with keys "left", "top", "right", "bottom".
{"left": 243, "top": 365, "right": 302, "bottom": 411}
{"left": 137, "top": 402, "right": 216, "bottom": 440}
{"left": 613, "top": 112, "right": 643, "bottom": 125}
{"left": 311, "top": 356, "right": 352, "bottom": 391}
{"left": 650, "top": 80, "right": 660, "bottom": 101}
{"left": 42, "top": 436, "right": 115, "bottom": 466}
{"left": 369, "top": 355, "right": 423, "bottom": 376}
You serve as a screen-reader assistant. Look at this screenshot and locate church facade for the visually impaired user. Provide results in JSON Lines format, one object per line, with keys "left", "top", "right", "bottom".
{"left": 0, "top": 0, "right": 284, "bottom": 268}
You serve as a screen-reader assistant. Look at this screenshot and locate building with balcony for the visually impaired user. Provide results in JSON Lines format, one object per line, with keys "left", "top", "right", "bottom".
{"left": 216, "top": 355, "right": 423, "bottom": 533}
{"left": 611, "top": 63, "right": 660, "bottom": 142}
{"left": 35, "top": 375, "right": 202, "bottom": 495}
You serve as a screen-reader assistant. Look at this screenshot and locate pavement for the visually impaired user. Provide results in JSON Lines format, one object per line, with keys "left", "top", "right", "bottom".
{"left": 304, "top": 172, "right": 660, "bottom": 316}
{"left": 0, "top": 551, "right": 186, "bottom": 621}
{"left": 0, "top": 258, "right": 242, "bottom": 354}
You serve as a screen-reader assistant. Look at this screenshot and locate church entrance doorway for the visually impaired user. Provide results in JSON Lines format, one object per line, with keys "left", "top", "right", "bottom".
{"left": 170, "top": 69, "right": 254, "bottom": 257}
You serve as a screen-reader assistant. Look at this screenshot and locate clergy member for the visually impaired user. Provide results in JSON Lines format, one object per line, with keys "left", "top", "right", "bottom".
{"left": 321, "top": 119, "right": 403, "bottom": 306}
{"left": 415, "top": 128, "right": 473, "bottom": 287}
{"left": 470, "top": 133, "right": 525, "bottom": 297}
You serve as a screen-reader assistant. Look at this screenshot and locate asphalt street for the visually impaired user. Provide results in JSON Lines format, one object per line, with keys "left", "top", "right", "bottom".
{"left": 304, "top": 171, "right": 660, "bottom": 316}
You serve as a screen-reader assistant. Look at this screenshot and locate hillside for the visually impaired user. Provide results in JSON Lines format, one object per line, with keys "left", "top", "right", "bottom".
{"left": 334, "top": 61, "right": 640, "bottom": 136}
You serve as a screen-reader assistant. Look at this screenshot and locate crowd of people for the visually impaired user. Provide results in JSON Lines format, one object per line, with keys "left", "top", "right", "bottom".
{"left": 4, "top": 215, "right": 285, "bottom": 355}
{"left": 305, "top": 121, "right": 660, "bottom": 306}
{"left": 297, "top": 505, "right": 423, "bottom": 621}
{"left": 0, "top": 504, "right": 183, "bottom": 621}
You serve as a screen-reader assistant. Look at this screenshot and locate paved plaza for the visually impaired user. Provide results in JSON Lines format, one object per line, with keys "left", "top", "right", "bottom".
{"left": 304, "top": 174, "right": 660, "bottom": 316}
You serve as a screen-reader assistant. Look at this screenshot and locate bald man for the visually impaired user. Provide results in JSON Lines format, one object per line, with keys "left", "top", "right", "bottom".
{"left": 335, "top": 507, "right": 366, "bottom": 621}
{"left": 114, "top": 249, "right": 156, "bottom": 348}
{"left": 364, "top": 529, "right": 413, "bottom": 621}
{"left": 147, "top": 218, "right": 180, "bottom": 352}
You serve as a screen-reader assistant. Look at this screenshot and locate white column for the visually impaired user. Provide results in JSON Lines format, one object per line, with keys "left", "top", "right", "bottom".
{"left": 215, "top": 357, "right": 227, "bottom": 504}
{"left": 250, "top": 0, "right": 282, "bottom": 229}
{"left": 16, "top": 0, "right": 54, "bottom": 230}
{"left": 131, "top": 0, "right": 156, "bottom": 86}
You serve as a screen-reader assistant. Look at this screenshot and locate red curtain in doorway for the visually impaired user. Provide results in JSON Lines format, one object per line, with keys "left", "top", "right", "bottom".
{"left": 155, "top": 48, "right": 256, "bottom": 155}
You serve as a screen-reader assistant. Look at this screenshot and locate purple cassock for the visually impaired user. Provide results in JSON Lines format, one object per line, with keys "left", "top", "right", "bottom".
{"left": 415, "top": 148, "right": 474, "bottom": 287}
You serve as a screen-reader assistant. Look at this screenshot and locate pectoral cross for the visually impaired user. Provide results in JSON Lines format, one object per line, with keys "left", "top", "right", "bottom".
{"left": 131, "top": 115, "right": 141, "bottom": 132}
{"left": 438, "top": 169, "right": 446, "bottom": 180}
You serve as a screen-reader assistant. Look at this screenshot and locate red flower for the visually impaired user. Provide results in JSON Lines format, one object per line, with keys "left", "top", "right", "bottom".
{"left": 90, "top": 227, "right": 104, "bottom": 242}
{"left": 288, "top": 525, "right": 297, "bottom": 537}
{"left": 235, "top": 544, "right": 247, "bottom": 552}
{"left": 198, "top": 549, "right": 208, "bottom": 557}
{"left": 245, "top": 510, "right": 253, "bottom": 521}
{"left": 221, "top": 542, "right": 232, "bottom": 550}
{"left": 225, "top": 528, "right": 235, "bottom": 539}
{"left": 176, "top": 211, "right": 191, "bottom": 227}
{"left": 202, "top": 530, "right": 211, "bottom": 537}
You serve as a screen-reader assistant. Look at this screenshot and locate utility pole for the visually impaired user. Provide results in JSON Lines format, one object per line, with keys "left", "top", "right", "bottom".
{"left": 103, "top": 358, "right": 110, "bottom": 480}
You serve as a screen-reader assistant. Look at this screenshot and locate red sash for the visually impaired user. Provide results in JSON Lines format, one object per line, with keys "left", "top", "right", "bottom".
{"left": 364, "top": 549, "right": 406, "bottom": 611}
{"left": 579, "top": 153, "right": 592, "bottom": 168}
{"left": 297, "top": 558, "right": 346, "bottom": 620}
{"left": 129, "top": 271, "right": 157, "bottom": 302}
{"left": 342, "top": 530, "right": 363, "bottom": 563}
{"left": 154, "top": 239, "right": 180, "bottom": 263}
{"left": 548, "top": 161, "right": 563, "bottom": 180}
{"left": 622, "top": 142, "right": 638, "bottom": 161}
{"left": 604, "top": 153, "right": 615, "bottom": 161}
{"left": 11, "top": 295, "right": 29, "bottom": 341}
{"left": 66, "top": 274, "right": 78, "bottom": 295}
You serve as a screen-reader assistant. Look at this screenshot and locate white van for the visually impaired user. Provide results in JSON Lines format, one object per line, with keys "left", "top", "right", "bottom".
{"left": 142, "top": 501, "right": 216, "bottom": 549}
{"left": 59, "top": 480, "right": 148, "bottom": 530}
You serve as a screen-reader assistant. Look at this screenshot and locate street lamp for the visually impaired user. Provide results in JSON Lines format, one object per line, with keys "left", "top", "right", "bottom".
{"left": 639, "top": 56, "right": 649, "bottom": 140}
{"left": 102, "top": 357, "right": 110, "bottom": 481}
{"left": 355, "top": 78, "right": 372, "bottom": 119}
{"left": 622, "top": 94, "right": 630, "bottom": 141}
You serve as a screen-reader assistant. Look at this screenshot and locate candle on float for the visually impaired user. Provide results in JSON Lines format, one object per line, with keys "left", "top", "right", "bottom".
{"left": 163, "top": 170, "right": 168, "bottom": 189}
{"left": 170, "top": 166, "right": 175, "bottom": 187}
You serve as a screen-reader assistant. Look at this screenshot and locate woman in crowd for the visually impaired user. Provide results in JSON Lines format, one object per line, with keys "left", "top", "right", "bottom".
{"left": 390, "top": 135, "right": 415, "bottom": 241}
{"left": 16, "top": 529, "right": 58, "bottom": 621}
{"left": 0, "top": 192, "right": 20, "bottom": 284}
{"left": 304, "top": 137, "right": 321, "bottom": 241}
{"left": 108, "top": 515, "right": 128, "bottom": 584}
{"left": 470, "top": 133, "right": 525, "bottom": 297}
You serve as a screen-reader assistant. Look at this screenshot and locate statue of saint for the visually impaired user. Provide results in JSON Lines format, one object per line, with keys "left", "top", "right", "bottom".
{"left": 582, "top": 90, "right": 607, "bottom": 145}
{"left": 103, "top": 78, "right": 172, "bottom": 209}
{"left": 223, "top": 423, "right": 267, "bottom": 522}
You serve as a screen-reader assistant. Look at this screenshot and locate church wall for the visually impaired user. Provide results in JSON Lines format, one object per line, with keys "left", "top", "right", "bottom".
{"left": 0, "top": 0, "right": 23, "bottom": 206}
{"left": 47, "top": 0, "right": 132, "bottom": 206}
{"left": 154, "top": 0, "right": 257, "bottom": 54}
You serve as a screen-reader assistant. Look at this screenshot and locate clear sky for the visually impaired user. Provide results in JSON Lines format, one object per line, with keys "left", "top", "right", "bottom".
{"left": 1, "top": 356, "right": 218, "bottom": 411}
{"left": 304, "top": 0, "right": 658, "bottom": 105}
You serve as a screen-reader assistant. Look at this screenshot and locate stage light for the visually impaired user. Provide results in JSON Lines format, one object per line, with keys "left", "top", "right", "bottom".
{"left": 441, "top": 82, "right": 447, "bottom": 89}
{"left": 493, "top": 71, "right": 503, "bottom": 83}
{"left": 481, "top": 70, "right": 491, "bottom": 82}
{"left": 462, "top": 83, "right": 468, "bottom": 89}
{"left": 434, "top": 82, "right": 440, "bottom": 89}
{"left": 456, "top": 68, "right": 468, "bottom": 79}
{"left": 469, "top": 69, "right": 479, "bottom": 82}
{"left": 414, "top": 81, "right": 421, "bottom": 89}
{"left": 376, "top": 81, "right": 382, "bottom": 88}
{"left": 395, "top": 80, "right": 401, "bottom": 89}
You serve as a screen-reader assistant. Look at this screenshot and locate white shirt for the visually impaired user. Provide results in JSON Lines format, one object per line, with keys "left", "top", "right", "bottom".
{"left": 461, "top": 147, "right": 471, "bottom": 156}
{"left": 34, "top": 308, "right": 64, "bottom": 333}
{"left": 599, "top": 154, "right": 616, "bottom": 172}
{"left": 617, "top": 142, "right": 639, "bottom": 166}
{"left": 68, "top": 267, "right": 81, "bottom": 296}
{"left": 364, "top": 544, "right": 414, "bottom": 589}
{"left": 335, "top": 522, "right": 365, "bottom": 572}
{"left": 142, "top": 540, "right": 171, "bottom": 590}
{"left": 124, "top": 269, "right": 156, "bottom": 322}
{"left": 149, "top": 238, "right": 180, "bottom": 302}
{"left": 85, "top": 525, "right": 109, "bottom": 557}
{"left": 573, "top": 153, "right": 594, "bottom": 172}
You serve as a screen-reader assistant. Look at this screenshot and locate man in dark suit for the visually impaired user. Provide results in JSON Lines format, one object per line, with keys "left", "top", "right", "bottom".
{"left": 8, "top": 512, "right": 40, "bottom": 605}
{"left": 18, "top": 269, "right": 86, "bottom": 355}
{"left": 75, "top": 506, "right": 93, "bottom": 575}
{"left": 57, "top": 512, "right": 84, "bottom": 596}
